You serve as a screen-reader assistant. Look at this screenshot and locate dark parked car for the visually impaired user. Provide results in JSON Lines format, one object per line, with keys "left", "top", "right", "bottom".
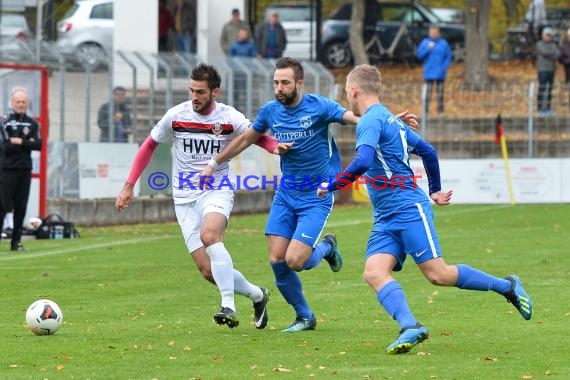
{"left": 546, "top": 7, "right": 570, "bottom": 32}
{"left": 431, "top": 7, "right": 465, "bottom": 25}
{"left": 320, "top": 1, "right": 465, "bottom": 68}
{"left": 500, "top": 7, "right": 567, "bottom": 61}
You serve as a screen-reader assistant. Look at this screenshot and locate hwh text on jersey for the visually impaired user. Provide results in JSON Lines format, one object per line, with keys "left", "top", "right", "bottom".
{"left": 183, "top": 138, "right": 221, "bottom": 154}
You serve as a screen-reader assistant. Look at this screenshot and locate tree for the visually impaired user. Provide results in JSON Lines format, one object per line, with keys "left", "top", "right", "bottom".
{"left": 464, "top": 0, "right": 491, "bottom": 87}
{"left": 349, "top": 0, "right": 368, "bottom": 66}
{"left": 502, "top": 0, "right": 522, "bottom": 25}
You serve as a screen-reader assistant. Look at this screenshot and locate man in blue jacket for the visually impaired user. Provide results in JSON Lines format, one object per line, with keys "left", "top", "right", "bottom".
{"left": 417, "top": 25, "right": 452, "bottom": 114}
{"left": 229, "top": 27, "right": 257, "bottom": 57}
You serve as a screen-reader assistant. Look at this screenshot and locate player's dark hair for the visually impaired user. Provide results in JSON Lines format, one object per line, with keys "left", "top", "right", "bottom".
{"left": 275, "top": 57, "right": 304, "bottom": 82}
{"left": 191, "top": 63, "right": 222, "bottom": 90}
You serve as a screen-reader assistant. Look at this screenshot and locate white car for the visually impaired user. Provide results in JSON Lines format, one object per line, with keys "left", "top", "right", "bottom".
{"left": 263, "top": 3, "right": 317, "bottom": 60}
{"left": 0, "top": 13, "right": 33, "bottom": 60}
{"left": 56, "top": 0, "right": 114, "bottom": 63}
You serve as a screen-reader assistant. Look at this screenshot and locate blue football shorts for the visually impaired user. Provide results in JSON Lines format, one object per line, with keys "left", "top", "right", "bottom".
{"left": 265, "top": 187, "right": 334, "bottom": 247}
{"left": 365, "top": 201, "right": 442, "bottom": 271}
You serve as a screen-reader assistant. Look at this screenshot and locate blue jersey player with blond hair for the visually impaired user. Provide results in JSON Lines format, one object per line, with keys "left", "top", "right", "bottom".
{"left": 317, "top": 64, "right": 533, "bottom": 354}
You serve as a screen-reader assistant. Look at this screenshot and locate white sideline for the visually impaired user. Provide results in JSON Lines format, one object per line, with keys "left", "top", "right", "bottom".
{"left": 326, "top": 204, "right": 509, "bottom": 228}
{"left": 0, "top": 235, "right": 175, "bottom": 262}
{"left": 1, "top": 205, "right": 509, "bottom": 261}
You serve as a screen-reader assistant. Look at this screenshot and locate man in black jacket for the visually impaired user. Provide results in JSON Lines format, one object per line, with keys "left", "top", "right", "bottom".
{"left": 0, "top": 87, "right": 42, "bottom": 251}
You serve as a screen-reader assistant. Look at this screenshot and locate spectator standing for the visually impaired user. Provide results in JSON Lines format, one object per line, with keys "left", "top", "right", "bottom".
{"left": 256, "top": 11, "right": 287, "bottom": 59}
{"left": 97, "top": 86, "right": 132, "bottom": 143}
{"left": 0, "top": 87, "right": 42, "bottom": 251}
{"left": 524, "top": 0, "right": 547, "bottom": 42}
{"left": 220, "top": 8, "right": 251, "bottom": 55}
{"left": 173, "top": 0, "right": 196, "bottom": 53}
{"left": 158, "top": 0, "right": 173, "bottom": 52}
{"left": 416, "top": 24, "right": 452, "bottom": 114}
{"left": 559, "top": 28, "right": 570, "bottom": 110}
{"left": 228, "top": 27, "right": 256, "bottom": 57}
{"left": 536, "top": 27, "right": 560, "bottom": 115}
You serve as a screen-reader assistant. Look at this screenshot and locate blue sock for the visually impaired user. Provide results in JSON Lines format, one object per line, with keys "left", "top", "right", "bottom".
{"left": 302, "top": 240, "right": 332, "bottom": 270}
{"left": 455, "top": 264, "right": 511, "bottom": 294}
{"left": 377, "top": 280, "right": 418, "bottom": 329}
{"left": 271, "top": 261, "right": 312, "bottom": 318}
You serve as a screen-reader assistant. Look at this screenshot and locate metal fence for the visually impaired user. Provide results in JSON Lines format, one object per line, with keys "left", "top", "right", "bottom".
{"left": 333, "top": 80, "right": 570, "bottom": 160}
{"left": 2, "top": 41, "right": 569, "bottom": 160}
{"left": 1, "top": 47, "right": 336, "bottom": 144}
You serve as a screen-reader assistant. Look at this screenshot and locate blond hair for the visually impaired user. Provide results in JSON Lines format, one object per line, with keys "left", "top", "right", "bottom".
{"left": 346, "top": 64, "right": 381, "bottom": 97}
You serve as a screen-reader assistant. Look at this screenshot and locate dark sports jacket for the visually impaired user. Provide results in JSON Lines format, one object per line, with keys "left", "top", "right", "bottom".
{"left": 0, "top": 111, "right": 42, "bottom": 171}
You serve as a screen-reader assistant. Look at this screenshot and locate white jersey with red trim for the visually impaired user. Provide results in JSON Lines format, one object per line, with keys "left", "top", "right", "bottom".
{"left": 151, "top": 101, "right": 250, "bottom": 203}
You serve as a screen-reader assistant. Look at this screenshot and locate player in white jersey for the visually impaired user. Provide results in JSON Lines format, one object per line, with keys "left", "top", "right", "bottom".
{"left": 115, "top": 63, "right": 290, "bottom": 329}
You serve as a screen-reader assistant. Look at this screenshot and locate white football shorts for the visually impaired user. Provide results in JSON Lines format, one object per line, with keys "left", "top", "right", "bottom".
{"left": 174, "top": 189, "right": 234, "bottom": 254}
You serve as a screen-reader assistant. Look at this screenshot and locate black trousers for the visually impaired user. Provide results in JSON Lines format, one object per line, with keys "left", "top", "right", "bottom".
{"left": 425, "top": 80, "right": 445, "bottom": 113}
{"left": 565, "top": 65, "right": 570, "bottom": 110}
{"left": 537, "top": 70, "right": 554, "bottom": 112}
{"left": 0, "top": 170, "right": 32, "bottom": 248}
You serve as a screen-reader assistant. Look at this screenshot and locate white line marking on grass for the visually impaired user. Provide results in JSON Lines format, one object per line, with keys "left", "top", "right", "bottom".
{"left": 436, "top": 204, "right": 510, "bottom": 215}
{"left": 0, "top": 235, "right": 176, "bottom": 262}
{"left": 326, "top": 219, "right": 368, "bottom": 228}
{"left": 326, "top": 204, "right": 510, "bottom": 228}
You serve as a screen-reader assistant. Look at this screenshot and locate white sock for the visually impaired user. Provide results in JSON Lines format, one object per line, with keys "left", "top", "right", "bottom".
{"left": 233, "top": 269, "right": 263, "bottom": 303}
{"left": 205, "top": 242, "right": 235, "bottom": 311}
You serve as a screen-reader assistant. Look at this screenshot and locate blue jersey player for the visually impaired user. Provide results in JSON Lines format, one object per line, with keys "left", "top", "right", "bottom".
{"left": 203, "top": 57, "right": 362, "bottom": 332}
{"left": 318, "top": 64, "right": 533, "bottom": 354}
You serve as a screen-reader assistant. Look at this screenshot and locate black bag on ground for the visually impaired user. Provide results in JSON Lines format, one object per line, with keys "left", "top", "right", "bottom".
{"left": 36, "top": 214, "right": 80, "bottom": 239}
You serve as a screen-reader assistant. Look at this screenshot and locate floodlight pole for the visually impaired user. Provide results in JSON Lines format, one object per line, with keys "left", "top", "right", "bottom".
{"left": 36, "top": 0, "right": 49, "bottom": 61}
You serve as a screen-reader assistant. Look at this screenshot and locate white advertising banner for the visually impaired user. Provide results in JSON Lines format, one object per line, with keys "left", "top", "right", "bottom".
{"left": 78, "top": 143, "right": 140, "bottom": 199}
{"left": 563, "top": 159, "right": 570, "bottom": 203}
{"left": 409, "top": 158, "right": 569, "bottom": 204}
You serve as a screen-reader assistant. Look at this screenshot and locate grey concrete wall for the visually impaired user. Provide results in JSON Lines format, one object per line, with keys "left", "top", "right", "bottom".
{"left": 47, "top": 190, "right": 275, "bottom": 226}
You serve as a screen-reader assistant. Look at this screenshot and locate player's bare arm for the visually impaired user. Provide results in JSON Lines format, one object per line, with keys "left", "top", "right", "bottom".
{"left": 396, "top": 109, "right": 419, "bottom": 131}
{"left": 342, "top": 110, "right": 360, "bottom": 125}
{"left": 115, "top": 183, "right": 135, "bottom": 211}
{"left": 256, "top": 134, "right": 294, "bottom": 155}
{"left": 273, "top": 141, "right": 294, "bottom": 155}
{"left": 316, "top": 185, "right": 329, "bottom": 198}
{"left": 200, "top": 127, "right": 263, "bottom": 189}
{"left": 219, "top": 126, "right": 263, "bottom": 161}
{"left": 431, "top": 190, "right": 453, "bottom": 206}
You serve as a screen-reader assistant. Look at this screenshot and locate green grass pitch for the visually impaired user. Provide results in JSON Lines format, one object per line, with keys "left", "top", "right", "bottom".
{"left": 1, "top": 204, "right": 569, "bottom": 379}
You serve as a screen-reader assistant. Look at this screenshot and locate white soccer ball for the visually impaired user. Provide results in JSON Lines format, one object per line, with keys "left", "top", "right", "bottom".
{"left": 25, "top": 299, "right": 63, "bottom": 335}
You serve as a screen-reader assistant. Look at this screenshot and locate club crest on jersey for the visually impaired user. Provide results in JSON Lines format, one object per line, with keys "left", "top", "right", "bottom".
{"left": 300, "top": 115, "right": 312, "bottom": 129}
{"left": 211, "top": 121, "right": 223, "bottom": 136}
{"left": 22, "top": 126, "right": 30, "bottom": 136}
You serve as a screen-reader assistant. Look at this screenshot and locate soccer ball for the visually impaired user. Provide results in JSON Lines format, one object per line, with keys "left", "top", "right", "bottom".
{"left": 25, "top": 299, "right": 63, "bottom": 335}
